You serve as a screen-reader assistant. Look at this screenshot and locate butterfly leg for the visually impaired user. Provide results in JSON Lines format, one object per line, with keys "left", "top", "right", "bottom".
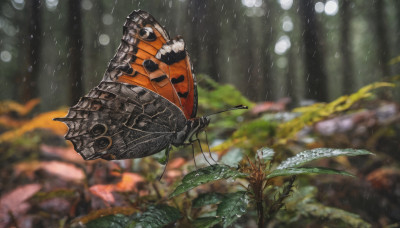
{"left": 204, "top": 130, "right": 218, "bottom": 164}
{"left": 158, "top": 145, "right": 171, "bottom": 180}
{"left": 193, "top": 134, "right": 214, "bottom": 166}
{"left": 191, "top": 142, "right": 198, "bottom": 169}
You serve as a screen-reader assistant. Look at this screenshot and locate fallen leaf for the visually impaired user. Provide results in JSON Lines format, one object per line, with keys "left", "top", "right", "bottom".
{"left": 366, "top": 168, "right": 400, "bottom": 190}
{"left": 14, "top": 161, "right": 85, "bottom": 182}
{"left": 89, "top": 172, "right": 145, "bottom": 205}
{"left": 114, "top": 172, "right": 144, "bottom": 192}
{"left": 73, "top": 207, "right": 137, "bottom": 224}
{"left": 0, "top": 184, "right": 41, "bottom": 227}
{"left": 40, "top": 161, "right": 85, "bottom": 182}
{"left": 40, "top": 144, "right": 85, "bottom": 163}
{"left": 89, "top": 185, "right": 116, "bottom": 205}
{"left": 167, "top": 158, "right": 186, "bottom": 170}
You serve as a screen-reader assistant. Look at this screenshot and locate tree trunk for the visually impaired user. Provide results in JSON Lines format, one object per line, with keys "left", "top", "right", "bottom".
{"left": 340, "top": 0, "right": 355, "bottom": 94}
{"left": 374, "top": 0, "right": 390, "bottom": 78}
{"left": 205, "top": 1, "right": 221, "bottom": 81}
{"left": 21, "top": 0, "right": 42, "bottom": 102}
{"left": 67, "top": 0, "right": 84, "bottom": 105}
{"left": 298, "top": 0, "right": 328, "bottom": 102}
{"left": 188, "top": 0, "right": 207, "bottom": 76}
{"left": 261, "top": 0, "right": 275, "bottom": 101}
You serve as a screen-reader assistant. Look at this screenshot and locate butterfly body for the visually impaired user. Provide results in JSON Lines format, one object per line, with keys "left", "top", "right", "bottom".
{"left": 55, "top": 10, "right": 209, "bottom": 160}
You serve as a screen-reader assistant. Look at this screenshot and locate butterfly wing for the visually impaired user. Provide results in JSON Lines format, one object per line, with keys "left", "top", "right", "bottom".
{"left": 104, "top": 10, "right": 197, "bottom": 119}
{"left": 55, "top": 82, "right": 187, "bottom": 160}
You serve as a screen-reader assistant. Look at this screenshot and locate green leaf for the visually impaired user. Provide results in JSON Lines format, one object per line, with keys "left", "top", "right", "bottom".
{"left": 298, "top": 203, "right": 371, "bottom": 228}
{"left": 220, "top": 148, "right": 243, "bottom": 167}
{"left": 193, "top": 217, "right": 222, "bottom": 228}
{"left": 217, "top": 191, "right": 249, "bottom": 228}
{"left": 276, "top": 148, "right": 372, "bottom": 170}
{"left": 256, "top": 147, "right": 275, "bottom": 162}
{"left": 129, "top": 204, "right": 181, "bottom": 228}
{"left": 86, "top": 214, "right": 131, "bottom": 228}
{"left": 170, "top": 165, "right": 247, "bottom": 198}
{"left": 193, "top": 192, "right": 225, "bottom": 208}
{"left": 267, "top": 167, "right": 354, "bottom": 178}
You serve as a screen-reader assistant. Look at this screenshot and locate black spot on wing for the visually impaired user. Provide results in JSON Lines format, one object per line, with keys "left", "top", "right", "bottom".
{"left": 171, "top": 75, "right": 185, "bottom": 84}
{"left": 130, "top": 55, "right": 137, "bottom": 63}
{"left": 118, "top": 63, "right": 134, "bottom": 75}
{"left": 143, "top": 59, "right": 159, "bottom": 72}
{"left": 151, "top": 75, "right": 168, "bottom": 83}
{"left": 159, "top": 51, "right": 186, "bottom": 65}
{"left": 178, "top": 91, "right": 189, "bottom": 98}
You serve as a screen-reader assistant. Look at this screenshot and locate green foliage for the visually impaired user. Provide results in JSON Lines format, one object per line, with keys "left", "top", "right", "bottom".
{"left": 216, "top": 191, "right": 249, "bottom": 227}
{"left": 86, "top": 214, "right": 132, "bottom": 228}
{"left": 275, "top": 148, "right": 372, "bottom": 170}
{"left": 267, "top": 167, "right": 354, "bottom": 178}
{"left": 192, "top": 192, "right": 225, "bottom": 208}
{"left": 277, "top": 82, "right": 394, "bottom": 144}
{"left": 169, "top": 165, "right": 247, "bottom": 198}
{"left": 212, "top": 118, "right": 277, "bottom": 152}
{"left": 197, "top": 74, "right": 254, "bottom": 112}
{"left": 197, "top": 75, "right": 253, "bottom": 130}
{"left": 281, "top": 186, "right": 371, "bottom": 228}
{"left": 129, "top": 205, "right": 181, "bottom": 228}
{"left": 167, "top": 148, "right": 373, "bottom": 227}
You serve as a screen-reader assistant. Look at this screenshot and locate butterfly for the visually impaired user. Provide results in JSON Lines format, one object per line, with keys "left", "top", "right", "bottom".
{"left": 55, "top": 10, "right": 246, "bottom": 161}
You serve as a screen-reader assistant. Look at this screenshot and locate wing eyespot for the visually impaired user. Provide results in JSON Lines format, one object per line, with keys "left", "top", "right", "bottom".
{"left": 94, "top": 136, "right": 112, "bottom": 151}
{"left": 89, "top": 123, "right": 108, "bottom": 137}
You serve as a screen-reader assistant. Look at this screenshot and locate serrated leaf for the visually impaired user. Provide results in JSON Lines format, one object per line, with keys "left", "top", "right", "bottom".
{"left": 170, "top": 165, "right": 247, "bottom": 198}
{"left": 217, "top": 191, "right": 249, "bottom": 228}
{"left": 86, "top": 214, "right": 131, "bottom": 228}
{"left": 256, "top": 147, "right": 275, "bottom": 162}
{"left": 299, "top": 203, "right": 371, "bottom": 228}
{"left": 267, "top": 167, "right": 354, "bottom": 178}
{"left": 129, "top": 204, "right": 181, "bottom": 228}
{"left": 220, "top": 148, "right": 243, "bottom": 167}
{"left": 276, "top": 148, "right": 372, "bottom": 170}
{"left": 193, "top": 217, "right": 222, "bottom": 228}
{"left": 192, "top": 192, "right": 225, "bottom": 208}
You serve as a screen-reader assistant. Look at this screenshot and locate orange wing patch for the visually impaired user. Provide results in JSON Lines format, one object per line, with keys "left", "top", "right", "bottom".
{"left": 105, "top": 10, "right": 196, "bottom": 119}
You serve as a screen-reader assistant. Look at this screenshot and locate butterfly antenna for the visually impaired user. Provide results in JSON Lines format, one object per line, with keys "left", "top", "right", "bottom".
{"left": 205, "top": 104, "right": 248, "bottom": 117}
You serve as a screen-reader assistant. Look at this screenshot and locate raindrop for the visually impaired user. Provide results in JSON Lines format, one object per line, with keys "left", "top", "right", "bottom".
{"left": 81, "top": 0, "right": 93, "bottom": 11}
{"left": 45, "top": 0, "right": 58, "bottom": 11}
{"left": 315, "top": 2, "right": 324, "bottom": 13}
{"left": 0, "top": 51, "right": 12, "bottom": 62}
{"left": 98, "top": 34, "right": 110, "bottom": 46}
{"left": 279, "top": 0, "right": 293, "bottom": 10}
{"left": 277, "top": 57, "right": 288, "bottom": 68}
{"left": 11, "top": 0, "right": 25, "bottom": 10}
{"left": 102, "top": 14, "right": 113, "bottom": 25}
{"left": 325, "top": 0, "right": 338, "bottom": 16}
{"left": 282, "top": 16, "right": 293, "bottom": 32}
{"left": 274, "top": 35, "right": 291, "bottom": 55}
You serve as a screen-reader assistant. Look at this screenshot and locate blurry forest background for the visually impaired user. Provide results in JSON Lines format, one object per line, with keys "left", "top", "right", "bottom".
{"left": 1, "top": 0, "right": 400, "bottom": 109}
{"left": 1, "top": 0, "right": 400, "bottom": 227}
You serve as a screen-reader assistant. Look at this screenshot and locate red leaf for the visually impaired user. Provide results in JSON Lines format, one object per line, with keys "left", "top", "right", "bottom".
{"left": 40, "top": 144, "right": 85, "bottom": 163}
{"left": 0, "top": 184, "right": 41, "bottom": 227}
{"left": 40, "top": 161, "right": 85, "bottom": 182}
{"left": 114, "top": 172, "right": 144, "bottom": 192}
{"left": 89, "top": 184, "right": 115, "bottom": 205}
